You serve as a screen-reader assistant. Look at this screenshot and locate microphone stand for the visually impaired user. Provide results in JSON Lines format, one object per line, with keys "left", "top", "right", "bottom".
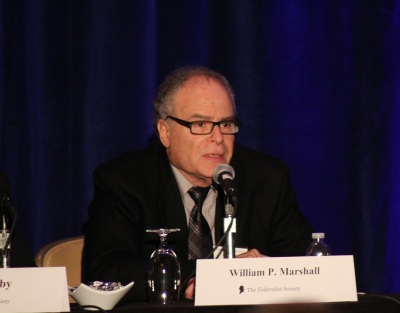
{"left": 223, "top": 197, "right": 236, "bottom": 259}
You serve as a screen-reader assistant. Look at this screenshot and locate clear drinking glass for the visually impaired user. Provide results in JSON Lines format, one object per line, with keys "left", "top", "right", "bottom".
{"left": 146, "top": 228, "right": 181, "bottom": 304}
{"left": 0, "top": 230, "right": 10, "bottom": 268}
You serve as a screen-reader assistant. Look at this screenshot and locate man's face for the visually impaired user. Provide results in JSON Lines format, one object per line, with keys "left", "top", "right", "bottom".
{"left": 158, "top": 76, "right": 236, "bottom": 187}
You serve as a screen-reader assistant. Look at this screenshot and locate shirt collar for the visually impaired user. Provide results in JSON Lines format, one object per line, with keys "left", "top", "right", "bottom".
{"left": 170, "top": 164, "right": 217, "bottom": 198}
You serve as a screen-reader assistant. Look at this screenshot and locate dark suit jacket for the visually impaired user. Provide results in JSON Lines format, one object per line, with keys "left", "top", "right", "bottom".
{"left": 83, "top": 140, "right": 313, "bottom": 302}
{"left": 0, "top": 170, "right": 35, "bottom": 267}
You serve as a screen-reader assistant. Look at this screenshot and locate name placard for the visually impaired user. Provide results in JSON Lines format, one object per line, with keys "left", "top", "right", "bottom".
{"left": 195, "top": 255, "right": 357, "bottom": 306}
{"left": 0, "top": 267, "right": 70, "bottom": 312}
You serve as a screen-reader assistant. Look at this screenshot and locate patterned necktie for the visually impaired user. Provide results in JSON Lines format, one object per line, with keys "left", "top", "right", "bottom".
{"left": 188, "top": 186, "right": 213, "bottom": 260}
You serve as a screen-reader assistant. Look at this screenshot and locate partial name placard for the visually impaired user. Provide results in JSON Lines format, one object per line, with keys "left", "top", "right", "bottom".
{"left": 195, "top": 255, "right": 357, "bottom": 306}
{"left": 0, "top": 267, "right": 70, "bottom": 312}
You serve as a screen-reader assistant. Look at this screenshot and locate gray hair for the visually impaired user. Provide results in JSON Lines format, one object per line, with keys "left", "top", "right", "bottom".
{"left": 153, "top": 66, "right": 236, "bottom": 132}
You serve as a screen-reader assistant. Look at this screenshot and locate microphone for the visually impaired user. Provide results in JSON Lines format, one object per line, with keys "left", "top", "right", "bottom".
{"left": 213, "top": 164, "right": 237, "bottom": 259}
{"left": 212, "top": 164, "right": 237, "bottom": 203}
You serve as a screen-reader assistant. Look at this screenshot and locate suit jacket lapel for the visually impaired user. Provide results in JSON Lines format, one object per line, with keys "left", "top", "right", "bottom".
{"left": 156, "top": 147, "right": 189, "bottom": 258}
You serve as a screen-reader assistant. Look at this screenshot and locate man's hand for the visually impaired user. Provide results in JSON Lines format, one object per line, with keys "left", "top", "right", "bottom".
{"left": 236, "top": 248, "right": 268, "bottom": 258}
{"left": 184, "top": 277, "right": 196, "bottom": 300}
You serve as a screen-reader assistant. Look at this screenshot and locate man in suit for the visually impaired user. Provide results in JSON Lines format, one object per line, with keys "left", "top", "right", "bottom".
{"left": 0, "top": 169, "right": 35, "bottom": 267}
{"left": 83, "top": 66, "right": 313, "bottom": 302}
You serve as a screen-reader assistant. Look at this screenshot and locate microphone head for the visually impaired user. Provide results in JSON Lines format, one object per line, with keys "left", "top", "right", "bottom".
{"left": 212, "top": 164, "right": 235, "bottom": 184}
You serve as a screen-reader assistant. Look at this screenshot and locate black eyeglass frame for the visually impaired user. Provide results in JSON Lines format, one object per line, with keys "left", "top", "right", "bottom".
{"left": 166, "top": 115, "right": 241, "bottom": 135}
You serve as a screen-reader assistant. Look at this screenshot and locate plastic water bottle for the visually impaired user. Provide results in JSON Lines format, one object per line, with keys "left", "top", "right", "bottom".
{"left": 306, "top": 233, "right": 331, "bottom": 256}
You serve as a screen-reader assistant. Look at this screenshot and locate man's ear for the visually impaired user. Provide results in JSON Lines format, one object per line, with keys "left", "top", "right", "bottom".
{"left": 157, "top": 119, "right": 170, "bottom": 148}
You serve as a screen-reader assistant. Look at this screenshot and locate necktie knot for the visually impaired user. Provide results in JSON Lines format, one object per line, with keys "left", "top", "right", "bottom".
{"left": 188, "top": 186, "right": 210, "bottom": 212}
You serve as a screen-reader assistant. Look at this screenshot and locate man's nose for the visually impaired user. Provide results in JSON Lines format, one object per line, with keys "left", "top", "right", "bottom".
{"left": 209, "top": 124, "right": 224, "bottom": 143}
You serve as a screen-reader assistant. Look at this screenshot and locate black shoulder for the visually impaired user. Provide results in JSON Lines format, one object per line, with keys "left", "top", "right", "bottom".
{"left": 93, "top": 140, "right": 166, "bottom": 178}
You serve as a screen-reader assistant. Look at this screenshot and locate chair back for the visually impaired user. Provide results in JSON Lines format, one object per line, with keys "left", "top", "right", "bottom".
{"left": 35, "top": 236, "right": 84, "bottom": 289}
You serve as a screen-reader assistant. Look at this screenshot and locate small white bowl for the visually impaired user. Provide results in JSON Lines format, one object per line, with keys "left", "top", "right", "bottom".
{"left": 69, "top": 282, "right": 134, "bottom": 310}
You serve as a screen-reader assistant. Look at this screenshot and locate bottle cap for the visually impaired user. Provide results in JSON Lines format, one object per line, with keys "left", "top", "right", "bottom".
{"left": 312, "top": 232, "right": 325, "bottom": 239}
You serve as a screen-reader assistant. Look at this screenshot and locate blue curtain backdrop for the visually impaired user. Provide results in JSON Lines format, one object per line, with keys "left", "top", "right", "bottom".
{"left": 1, "top": 0, "right": 400, "bottom": 294}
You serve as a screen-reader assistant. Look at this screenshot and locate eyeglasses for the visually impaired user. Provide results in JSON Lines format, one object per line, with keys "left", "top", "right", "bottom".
{"left": 166, "top": 116, "right": 240, "bottom": 135}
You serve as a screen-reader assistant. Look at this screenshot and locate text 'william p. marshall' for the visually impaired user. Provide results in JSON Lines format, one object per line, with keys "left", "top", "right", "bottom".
{"left": 229, "top": 267, "right": 320, "bottom": 277}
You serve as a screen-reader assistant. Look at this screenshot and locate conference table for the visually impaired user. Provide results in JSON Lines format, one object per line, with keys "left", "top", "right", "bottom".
{"left": 70, "top": 294, "right": 400, "bottom": 313}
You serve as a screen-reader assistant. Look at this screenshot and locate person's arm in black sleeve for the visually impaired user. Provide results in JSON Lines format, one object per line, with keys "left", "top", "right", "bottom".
{"left": 82, "top": 167, "right": 147, "bottom": 303}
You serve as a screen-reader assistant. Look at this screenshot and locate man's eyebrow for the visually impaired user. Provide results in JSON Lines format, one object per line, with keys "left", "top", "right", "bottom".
{"left": 189, "top": 114, "right": 236, "bottom": 120}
